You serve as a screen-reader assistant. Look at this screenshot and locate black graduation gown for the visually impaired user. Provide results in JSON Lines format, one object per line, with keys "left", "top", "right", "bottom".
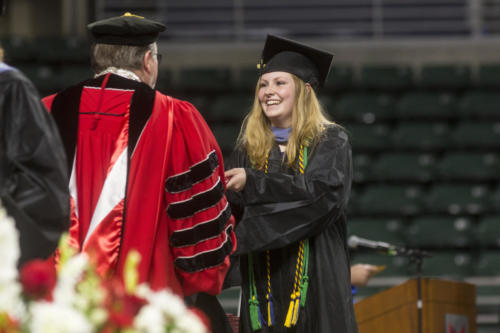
{"left": 227, "top": 125, "right": 358, "bottom": 333}
{"left": 0, "top": 64, "right": 69, "bottom": 265}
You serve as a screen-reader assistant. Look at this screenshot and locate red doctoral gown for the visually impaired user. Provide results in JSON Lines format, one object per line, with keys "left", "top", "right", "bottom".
{"left": 43, "top": 73, "right": 236, "bottom": 296}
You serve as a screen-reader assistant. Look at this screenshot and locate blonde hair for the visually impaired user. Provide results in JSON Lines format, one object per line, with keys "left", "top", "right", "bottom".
{"left": 237, "top": 74, "right": 335, "bottom": 170}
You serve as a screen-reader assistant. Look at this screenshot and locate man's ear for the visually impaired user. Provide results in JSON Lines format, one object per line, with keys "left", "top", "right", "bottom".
{"left": 143, "top": 49, "right": 154, "bottom": 74}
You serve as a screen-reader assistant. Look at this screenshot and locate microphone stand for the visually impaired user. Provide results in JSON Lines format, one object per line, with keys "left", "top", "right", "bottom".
{"left": 394, "top": 247, "right": 431, "bottom": 333}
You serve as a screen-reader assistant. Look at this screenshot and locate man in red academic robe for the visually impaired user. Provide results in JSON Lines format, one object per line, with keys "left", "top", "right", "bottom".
{"left": 42, "top": 13, "right": 236, "bottom": 311}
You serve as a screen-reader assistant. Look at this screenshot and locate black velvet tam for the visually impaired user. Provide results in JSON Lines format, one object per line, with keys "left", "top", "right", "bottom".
{"left": 259, "top": 34, "right": 334, "bottom": 89}
{"left": 88, "top": 12, "right": 166, "bottom": 46}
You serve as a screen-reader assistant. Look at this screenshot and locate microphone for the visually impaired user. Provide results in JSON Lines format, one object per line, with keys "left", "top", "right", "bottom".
{"left": 348, "top": 235, "right": 432, "bottom": 258}
{"left": 348, "top": 235, "right": 401, "bottom": 256}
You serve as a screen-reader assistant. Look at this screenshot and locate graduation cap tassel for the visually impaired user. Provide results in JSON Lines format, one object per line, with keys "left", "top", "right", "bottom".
{"left": 300, "top": 239, "right": 310, "bottom": 307}
{"left": 266, "top": 294, "right": 275, "bottom": 326}
{"left": 291, "top": 290, "right": 301, "bottom": 325}
{"left": 284, "top": 293, "right": 297, "bottom": 328}
{"left": 249, "top": 296, "right": 262, "bottom": 331}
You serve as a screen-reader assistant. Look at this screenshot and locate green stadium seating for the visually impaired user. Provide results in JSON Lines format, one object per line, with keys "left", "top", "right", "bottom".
{"left": 211, "top": 124, "right": 240, "bottom": 154}
{"left": 209, "top": 94, "right": 253, "bottom": 122}
{"left": 345, "top": 124, "right": 391, "bottom": 151}
{"left": 235, "top": 66, "right": 258, "bottom": 92}
{"left": 476, "top": 215, "right": 500, "bottom": 248}
{"left": 458, "top": 90, "right": 500, "bottom": 119}
{"left": 360, "top": 65, "right": 412, "bottom": 91}
{"left": 16, "top": 64, "right": 58, "bottom": 93}
{"left": 488, "top": 186, "right": 500, "bottom": 214}
{"left": 348, "top": 217, "right": 406, "bottom": 246}
{"left": 423, "top": 184, "right": 489, "bottom": 215}
{"left": 436, "top": 152, "right": 499, "bottom": 181}
{"left": 35, "top": 36, "right": 90, "bottom": 63}
{"left": 405, "top": 216, "right": 474, "bottom": 248}
{"left": 0, "top": 36, "right": 36, "bottom": 63}
{"left": 370, "top": 152, "right": 436, "bottom": 182}
{"left": 419, "top": 65, "right": 471, "bottom": 90}
{"left": 391, "top": 122, "right": 450, "bottom": 151}
{"left": 395, "top": 91, "right": 456, "bottom": 119}
{"left": 333, "top": 92, "right": 395, "bottom": 123}
{"left": 450, "top": 122, "right": 500, "bottom": 149}
{"left": 177, "top": 67, "right": 231, "bottom": 92}
{"left": 352, "top": 153, "right": 373, "bottom": 183}
{"left": 421, "top": 251, "right": 475, "bottom": 277}
{"left": 478, "top": 63, "right": 500, "bottom": 89}
{"left": 324, "top": 65, "right": 354, "bottom": 91}
{"left": 356, "top": 185, "right": 422, "bottom": 216}
{"left": 475, "top": 251, "right": 500, "bottom": 276}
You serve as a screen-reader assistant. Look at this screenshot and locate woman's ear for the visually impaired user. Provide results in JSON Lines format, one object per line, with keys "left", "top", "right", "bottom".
{"left": 305, "top": 83, "right": 312, "bottom": 94}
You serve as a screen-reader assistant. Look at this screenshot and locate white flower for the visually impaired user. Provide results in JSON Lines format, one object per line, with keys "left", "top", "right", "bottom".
{"left": 53, "top": 253, "right": 88, "bottom": 306}
{"left": 173, "top": 311, "right": 207, "bottom": 333}
{"left": 29, "top": 301, "right": 92, "bottom": 333}
{"left": 0, "top": 205, "right": 24, "bottom": 319}
{"left": 0, "top": 207, "right": 20, "bottom": 283}
{"left": 134, "top": 304, "right": 165, "bottom": 333}
{"left": 149, "top": 290, "right": 187, "bottom": 320}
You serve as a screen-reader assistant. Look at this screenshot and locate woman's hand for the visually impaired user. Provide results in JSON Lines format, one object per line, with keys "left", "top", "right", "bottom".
{"left": 224, "top": 168, "right": 247, "bottom": 192}
{"left": 350, "top": 264, "right": 382, "bottom": 287}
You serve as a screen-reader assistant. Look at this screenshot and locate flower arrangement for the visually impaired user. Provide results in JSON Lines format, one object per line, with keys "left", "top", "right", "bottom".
{"left": 0, "top": 204, "right": 207, "bottom": 333}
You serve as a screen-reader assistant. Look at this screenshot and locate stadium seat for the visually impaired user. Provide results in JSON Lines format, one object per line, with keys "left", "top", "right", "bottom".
{"left": 360, "top": 65, "right": 412, "bottom": 91}
{"left": 395, "top": 91, "right": 456, "bottom": 120}
{"left": 369, "top": 152, "right": 436, "bottom": 183}
{"left": 436, "top": 152, "right": 499, "bottom": 181}
{"left": 488, "top": 186, "right": 500, "bottom": 214}
{"left": 16, "top": 64, "right": 58, "bottom": 93}
{"left": 476, "top": 215, "right": 500, "bottom": 248}
{"left": 235, "top": 66, "right": 258, "bottom": 92}
{"left": 35, "top": 36, "right": 90, "bottom": 63}
{"left": 475, "top": 251, "right": 500, "bottom": 276}
{"left": 391, "top": 122, "right": 450, "bottom": 151}
{"left": 423, "top": 183, "right": 489, "bottom": 215}
{"left": 324, "top": 65, "right": 354, "bottom": 91}
{"left": 356, "top": 185, "right": 422, "bottom": 216}
{"left": 345, "top": 124, "right": 392, "bottom": 151}
{"left": 348, "top": 217, "right": 406, "bottom": 246}
{"left": 211, "top": 124, "right": 240, "bottom": 154}
{"left": 419, "top": 64, "right": 470, "bottom": 90}
{"left": 405, "top": 216, "right": 474, "bottom": 248}
{"left": 450, "top": 121, "right": 500, "bottom": 149}
{"left": 458, "top": 90, "right": 500, "bottom": 119}
{"left": 421, "top": 251, "right": 475, "bottom": 277}
{"left": 352, "top": 153, "right": 373, "bottom": 184}
{"left": 177, "top": 67, "right": 231, "bottom": 92}
{"left": 333, "top": 92, "right": 395, "bottom": 123}
{"left": 209, "top": 94, "right": 253, "bottom": 122}
{"left": 0, "top": 36, "right": 36, "bottom": 63}
{"left": 477, "top": 63, "right": 500, "bottom": 89}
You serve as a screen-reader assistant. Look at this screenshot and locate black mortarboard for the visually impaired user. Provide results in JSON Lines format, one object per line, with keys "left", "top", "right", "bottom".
{"left": 88, "top": 12, "right": 166, "bottom": 46}
{"left": 258, "top": 34, "right": 334, "bottom": 89}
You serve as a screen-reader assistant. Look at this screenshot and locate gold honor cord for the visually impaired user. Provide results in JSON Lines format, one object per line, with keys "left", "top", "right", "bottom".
{"left": 248, "top": 145, "right": 310, "bottom": 330}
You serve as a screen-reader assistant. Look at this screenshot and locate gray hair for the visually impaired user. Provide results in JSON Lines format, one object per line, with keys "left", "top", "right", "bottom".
{"left": 90, "top": 42, "right": 156, "bottom": 74}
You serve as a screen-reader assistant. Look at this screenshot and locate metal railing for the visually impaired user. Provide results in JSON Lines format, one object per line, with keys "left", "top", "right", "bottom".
{"left": 95, "top": 0, "right": 500, "bottom": 41}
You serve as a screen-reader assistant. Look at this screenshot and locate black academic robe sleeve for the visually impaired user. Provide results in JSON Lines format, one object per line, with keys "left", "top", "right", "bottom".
{"left": 0, "top": 68, "right": 69, "bottom": 264}
{"left": 234, "top": 126, "right": 352, "bottom": 254}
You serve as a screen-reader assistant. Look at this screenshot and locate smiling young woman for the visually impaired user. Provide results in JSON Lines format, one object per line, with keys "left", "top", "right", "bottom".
{"left": 224, "top": 35, "right": 357, "bottom": 333}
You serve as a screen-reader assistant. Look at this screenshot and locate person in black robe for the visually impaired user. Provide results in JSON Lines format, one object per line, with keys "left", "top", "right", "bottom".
{"left": 224, "top": 35, "right": 358, "bottom": 332}
{"left": 0, "top": 46, "right": 69, "bottom": 265}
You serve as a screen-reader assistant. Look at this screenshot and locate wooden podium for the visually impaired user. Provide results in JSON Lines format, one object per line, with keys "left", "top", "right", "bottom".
{"left": 354, "top": 278, "right": 476, "bottom": 333}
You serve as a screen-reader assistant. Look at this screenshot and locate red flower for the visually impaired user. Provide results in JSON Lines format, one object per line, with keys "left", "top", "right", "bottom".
{"left": 102, "top": 277, "right": 147, "bottom": 329}
{"left": 20, "top": 259, "right": 57, "bottom": 301}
